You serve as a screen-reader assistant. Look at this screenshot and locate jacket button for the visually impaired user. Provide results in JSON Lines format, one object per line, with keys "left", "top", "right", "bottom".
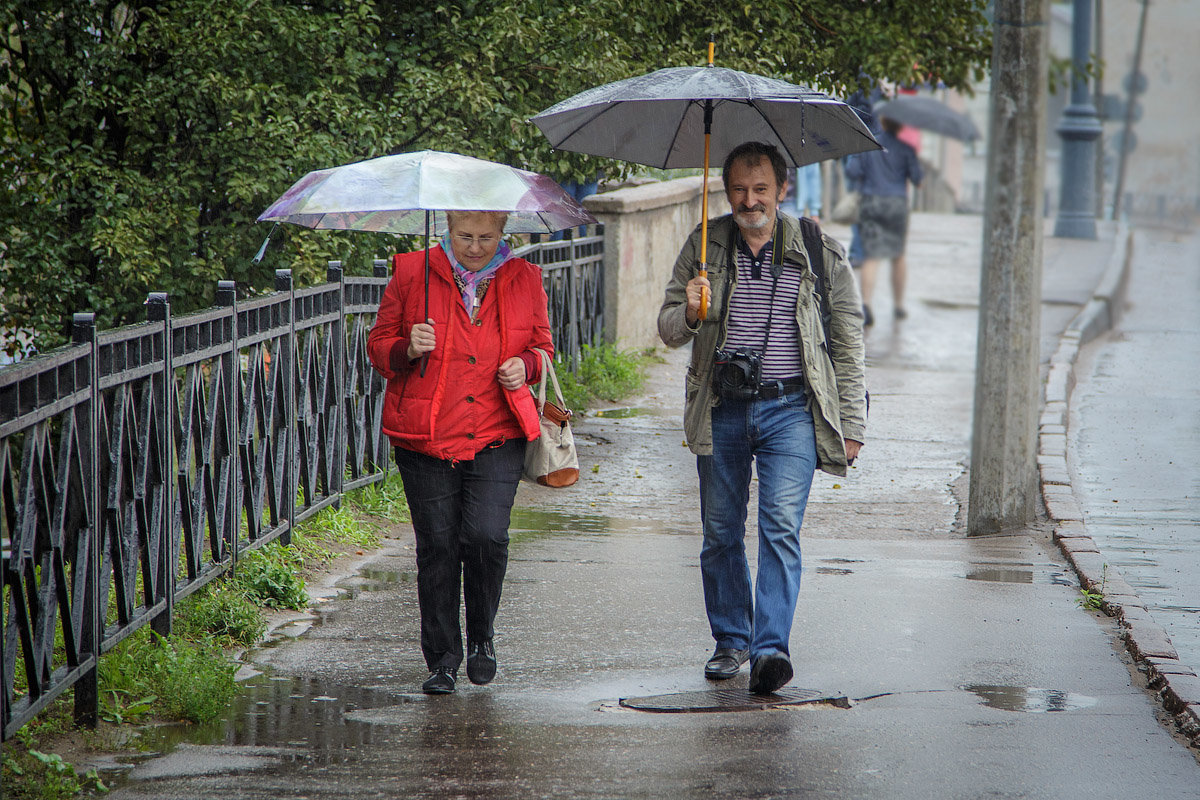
{"left": 467, "top": 356, "right": 477, "bottom": 364}
{"left": 466, "top": 396, "right": 475, "bottom": 403}
{"left": 466, "top": 433, "right": 475, "bottom": 440}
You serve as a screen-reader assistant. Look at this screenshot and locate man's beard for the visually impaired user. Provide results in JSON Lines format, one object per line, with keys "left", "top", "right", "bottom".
{"left": 734, "top": 205, "right": 772, "bottom": 230}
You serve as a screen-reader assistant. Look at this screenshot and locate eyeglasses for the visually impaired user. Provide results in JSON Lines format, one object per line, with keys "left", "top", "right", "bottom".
{"left": 452, "top": 233, "right": 500, "bottom": 248}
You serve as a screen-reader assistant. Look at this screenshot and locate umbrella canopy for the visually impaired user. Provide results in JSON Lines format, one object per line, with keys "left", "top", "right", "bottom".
{"left": 530, "top": 66, "right": 882, "bottom": 169}
{"left": 873, "top": 96, "right": 980, "bottom": 142}
{"left": 257, "top": 150, "right": 596, "bottom": 235}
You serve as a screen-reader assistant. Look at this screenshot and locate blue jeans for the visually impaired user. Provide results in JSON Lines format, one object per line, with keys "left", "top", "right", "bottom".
{"left": 394, "top": 440, "right": 525, "bottom": 671}
{"left": 697, "top": 390, "right": 818, "bottom": 660}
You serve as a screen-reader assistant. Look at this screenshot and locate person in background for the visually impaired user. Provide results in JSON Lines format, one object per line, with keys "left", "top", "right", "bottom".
{"left": 658, "top": 142, "right": 867, "bottom": 695}
{"left": 793, "top": 163, "right": 822, "bottom": 221}
{"left": 367, "top": 210, "right": 553, "bottom": 695}
{"left": 842, "top": 81, "right": 884, "bottom": 269}
{"left": 844, "top": 115, "right": 923, "bottom": 326}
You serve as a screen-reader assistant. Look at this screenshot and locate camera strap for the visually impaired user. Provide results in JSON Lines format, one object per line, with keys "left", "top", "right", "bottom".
{"left": 726, "top": 218, "right": 782, "bottom": 362}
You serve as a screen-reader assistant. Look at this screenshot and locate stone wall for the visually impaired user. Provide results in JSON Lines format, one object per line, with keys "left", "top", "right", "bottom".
{"left": 583, "top": 176, "right": 730, "bottom": 350}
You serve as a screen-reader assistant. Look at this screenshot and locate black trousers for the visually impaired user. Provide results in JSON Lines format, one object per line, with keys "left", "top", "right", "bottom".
{"left": 394, "top": 439, "right": 525, "bottom": 671}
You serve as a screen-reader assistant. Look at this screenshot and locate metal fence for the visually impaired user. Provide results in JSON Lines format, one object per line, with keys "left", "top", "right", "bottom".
{"left": 517, "top": 226, "right": 605, "bottom": 370}
{"left": 1, "top": 230, "right": 603, "bottom": 740}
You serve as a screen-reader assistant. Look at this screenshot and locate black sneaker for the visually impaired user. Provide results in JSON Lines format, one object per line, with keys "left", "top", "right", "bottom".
{"left": 748, "top": 653, "right": 793, "bottom": 695}
{"left": 422, "top": 666, "right": 456, "bottom": 695}
{"left": 862, "top": 304, "right": 874, "bottom": 327}
{"left": 466, "top": 639, "right": 497, "bottom": 685}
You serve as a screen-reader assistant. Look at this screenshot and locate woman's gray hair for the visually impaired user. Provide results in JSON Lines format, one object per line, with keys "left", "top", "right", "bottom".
{"left": 445, "top": 210, "right": 509, "bottom": 231}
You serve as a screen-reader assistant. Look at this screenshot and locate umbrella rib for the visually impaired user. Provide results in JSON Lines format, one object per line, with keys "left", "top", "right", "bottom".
{"left": 743, "top": 98, "right": 804, "bottom": 164}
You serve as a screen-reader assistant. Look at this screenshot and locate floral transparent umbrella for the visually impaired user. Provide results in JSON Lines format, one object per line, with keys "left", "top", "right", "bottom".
{"left": 258, "top": 149, "right": 595, "bottom": 374}
{"left": 257, "top": 149, "right": 596, "bottom": 235}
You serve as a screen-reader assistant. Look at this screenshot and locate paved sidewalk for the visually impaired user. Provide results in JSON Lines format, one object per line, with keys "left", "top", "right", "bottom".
{"left": 103, "top": 213, "right": 1200, "bottom": 799}
{"left": 1052, "top": 226, "right": 1200, "bottom": 744}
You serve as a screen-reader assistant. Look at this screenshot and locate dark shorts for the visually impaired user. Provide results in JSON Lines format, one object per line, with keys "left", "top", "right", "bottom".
{"left": 859, "top": 194, "right": 911, "bottom": 260}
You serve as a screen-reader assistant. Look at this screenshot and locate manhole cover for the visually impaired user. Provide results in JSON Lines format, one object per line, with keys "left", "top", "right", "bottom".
{"left": 619, "top": 687, "right": 848, "bottom": 713}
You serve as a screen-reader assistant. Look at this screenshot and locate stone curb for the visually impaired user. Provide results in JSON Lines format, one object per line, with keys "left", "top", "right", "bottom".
{"left": 1038, "top": 226, "right": 1200, "bottom": 745}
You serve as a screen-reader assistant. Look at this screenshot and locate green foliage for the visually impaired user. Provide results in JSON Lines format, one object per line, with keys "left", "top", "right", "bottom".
{"left": 556, "top": 344, "right": 654, "bottom": 412}
{"left": 175, "top": 584, "right": 267, "bottom": 645}
{"left": 1, "top": 726, "right": 107, "bottom": 799}
{"left": 1076, "top": 564, "right": 1109, "bottom": 611}
{"left": 234, "top": 546, "right": 309, "bottom": 610}
{"left": 344, "top": 473, "right": 410, "bottom": 523}
{"left": 1, "top": 700, "right": 106, "bottom": 800}
{"left": 296, "top": 504, "right": 384, "bottom": 555}
{"left": 2, "top": 0, "right": 991, "bottom": 355}
{"left": 98, "top": 629, "right": 237, "bottom": 725}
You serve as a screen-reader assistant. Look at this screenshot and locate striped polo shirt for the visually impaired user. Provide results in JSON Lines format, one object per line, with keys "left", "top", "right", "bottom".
{"left": 722, "top": 233, "right": 806, "bottom": 380}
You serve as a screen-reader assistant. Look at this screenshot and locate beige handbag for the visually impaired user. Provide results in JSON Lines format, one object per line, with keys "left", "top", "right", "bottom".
{"left": 522, "top": 349, "right": 579, "bottom": 487}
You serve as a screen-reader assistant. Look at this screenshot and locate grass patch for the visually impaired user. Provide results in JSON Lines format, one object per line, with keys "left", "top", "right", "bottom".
{"left": 1, "top": 697, "right": 108, "bottom": 800}
{"left": 98, "top": 629, "right": 238, "bottom": 725}
{"left": 175, "top": 584, "right": 267, "bottom": 645}
{"left": 556, "top": 344, "right": 657, "bottom": 413}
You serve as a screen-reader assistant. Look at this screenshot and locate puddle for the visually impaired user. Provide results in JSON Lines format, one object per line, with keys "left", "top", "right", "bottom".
{"left": 965, "top": 568, "right": 1034, "bottom": 584}
{"left": 592, "top": 407, "right": 649, "bottom": 418}
{"left": 509, "top": 507, "right": 613, "bottom": 538}
{"left": 963, "top": 684, "right": 1097, "bottom": 713}
{"left": 126, "top": 674, "right": 399, "bottom": 771}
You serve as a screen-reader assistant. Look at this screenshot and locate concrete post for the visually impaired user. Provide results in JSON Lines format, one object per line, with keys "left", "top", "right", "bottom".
{"left": 1053, "top": 0, "right": 1102, "bottom": 239}
{"left": 968, "top": 0, "right": 1050, "bottom": 535}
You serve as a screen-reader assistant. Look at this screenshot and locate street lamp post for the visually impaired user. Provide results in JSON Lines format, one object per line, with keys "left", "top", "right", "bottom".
{"left": 1054, "top": 0, "right": 1102, "bottom": 239}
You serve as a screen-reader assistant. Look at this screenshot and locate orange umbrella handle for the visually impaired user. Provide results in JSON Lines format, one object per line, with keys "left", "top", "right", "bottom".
{"left": 697, "top": 93, "right": 713, "bottom": 321}
{"left": 695, "top": 37, "right": 716, "bottom": 321}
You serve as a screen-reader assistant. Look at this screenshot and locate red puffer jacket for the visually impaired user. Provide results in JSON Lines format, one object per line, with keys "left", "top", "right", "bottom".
{"left": 367, "top": 245, "right": 553, "bottom": 462}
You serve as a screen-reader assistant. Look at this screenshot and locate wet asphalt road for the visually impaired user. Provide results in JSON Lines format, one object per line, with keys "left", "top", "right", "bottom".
{"left": 1069, "top": 226, "right": 1200, "bottom": 676}
{"left": 97, "top": 214, "right": 1200, "bottom": 799}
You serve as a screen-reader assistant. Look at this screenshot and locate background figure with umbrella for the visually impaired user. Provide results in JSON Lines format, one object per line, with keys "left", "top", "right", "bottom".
{"left": 533, "top": 58, "right": 870, "bottom": 695}
{"left": 261, "top": 150, "right": 594, "bottom": 695}
{"left": 844, "top": 110, "right": 926, "bottom": 326}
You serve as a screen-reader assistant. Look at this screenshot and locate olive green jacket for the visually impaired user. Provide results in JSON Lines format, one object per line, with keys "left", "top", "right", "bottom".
{"left": 656, "top": 212, "right": 867, "bottom": 476}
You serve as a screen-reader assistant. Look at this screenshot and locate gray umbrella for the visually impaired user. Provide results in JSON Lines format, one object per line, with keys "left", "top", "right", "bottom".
{"left": 531, "top": 65, "right": 881, "bottom": 169}
{"left": 873, "top": 95, "right": 981, "bottom": 142}
{"left": 532, "top": 57, "right": 880, "bottom": 320}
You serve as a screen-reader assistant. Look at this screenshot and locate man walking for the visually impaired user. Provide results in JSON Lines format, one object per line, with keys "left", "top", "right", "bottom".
{"left": 658, "top": 142, "right": 867, "bottom": 694}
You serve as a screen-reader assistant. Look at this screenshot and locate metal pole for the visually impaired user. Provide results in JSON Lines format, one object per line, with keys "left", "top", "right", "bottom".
{"left": 968, "top": 0, "right": 1050, "bottom": 535}
{"left": 1053, "top": 0, "right": 1101, "bottom": 239}
{"left": 1111, "top": 0, "right": 1150, "bottom": 220}
{"left": 72, "top": 313, "right": 99, "bottom": 728}
{"left": 275, "top": 269, "right": 295, "bottom": 546}
{"left": 146, "top": 294, "right": 173, "bottom": 639}
{"left": 1093, "top": 0, "right": 1106, "bottom": 219}
{"left": 328, "top": 262, "right": 346, "bottom": 506}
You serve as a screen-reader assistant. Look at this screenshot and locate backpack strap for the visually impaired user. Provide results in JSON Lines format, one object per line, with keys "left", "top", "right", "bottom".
{"left": 799, "top": 216, "right": 870, "bottom": 418}
{"left": 799, "top": 216, "right": 832, "bottom": 341}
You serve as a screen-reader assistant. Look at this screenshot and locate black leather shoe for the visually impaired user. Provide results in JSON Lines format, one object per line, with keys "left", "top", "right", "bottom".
{"left": 422, "top": 666, "right": 456, "bottom": 694}
{"left": 704, "top": 647, "right": 750, "bottom": 680}
{"left": 466, "top": 639, "right": 497, "bottom": 685}
{"left": 748, "top": 653, "right": 793, "bottom": 695}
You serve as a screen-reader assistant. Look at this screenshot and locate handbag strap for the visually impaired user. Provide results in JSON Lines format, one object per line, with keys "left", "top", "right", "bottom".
{"left": 529, "top": 348, "right": 567, "bottom": 412}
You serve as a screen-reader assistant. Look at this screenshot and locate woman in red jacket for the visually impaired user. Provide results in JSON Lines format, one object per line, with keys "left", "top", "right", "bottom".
{"left": 367, "top": 210, "right": 553, "bottom": 695}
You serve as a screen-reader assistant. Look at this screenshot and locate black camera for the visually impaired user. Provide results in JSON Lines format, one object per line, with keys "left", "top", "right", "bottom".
{"left": 712, "top": 347, "right": 763, "bottom": 400}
